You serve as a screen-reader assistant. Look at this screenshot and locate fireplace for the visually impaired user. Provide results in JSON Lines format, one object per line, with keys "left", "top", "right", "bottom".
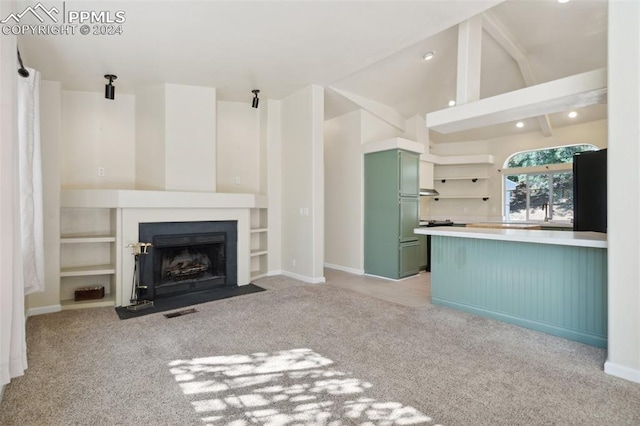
{"left": 138, "top": 221, "right": 237, "bottom": 299}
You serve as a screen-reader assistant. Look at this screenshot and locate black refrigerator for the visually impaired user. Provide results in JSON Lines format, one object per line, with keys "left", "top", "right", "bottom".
{"left": 573, "top": 149, "right": 607, "bottom": 233}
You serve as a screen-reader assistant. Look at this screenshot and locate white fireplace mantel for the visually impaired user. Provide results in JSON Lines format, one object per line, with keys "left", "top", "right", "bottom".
{"left": 61, "top": 189, "right": 267, "bottom": 209}
{"left": 60, "top": 189, "right": 267, "bottom": 307}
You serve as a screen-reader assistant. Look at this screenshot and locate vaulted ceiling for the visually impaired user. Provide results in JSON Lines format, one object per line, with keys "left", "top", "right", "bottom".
{"left": 17, "top": 0, "right": 608, "bottom": 142}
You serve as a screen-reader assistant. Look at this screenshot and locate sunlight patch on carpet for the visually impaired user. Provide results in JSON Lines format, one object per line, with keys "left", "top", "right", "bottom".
{"left": 169, "top": 348, "right": 435, "bottom": 425}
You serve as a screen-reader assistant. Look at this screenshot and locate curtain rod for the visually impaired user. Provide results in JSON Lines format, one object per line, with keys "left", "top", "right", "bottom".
{"left": 17, "top": 47, "right": 29, "bottom": 78}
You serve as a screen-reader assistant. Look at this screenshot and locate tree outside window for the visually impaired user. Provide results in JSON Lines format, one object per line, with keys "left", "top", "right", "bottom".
{"left": 504, "top": 145, "right": 597, "bottom": 222}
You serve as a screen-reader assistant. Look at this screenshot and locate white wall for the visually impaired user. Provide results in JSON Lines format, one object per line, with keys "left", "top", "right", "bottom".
{"left": 281, "top": 85, "right": 325, "bottom": 282}
{"left": 164, "top": 84, "right": 216, "bottom": 192}
{"left": 604, "top": 0, "right": 640, "bottom": 383}
{"left": 135, "top": 84, "right": 217, "bottom": 191}
{"left": 135, "top": 85, "right": 166, "bottom": 190}
{"left": 404, "top": 114, "right": 429, "bottom": 146}
{"left": 323, "top": 109, "right": 407, "bottom": 273}
{"left": 361, "top": 109, "right": 403, "bottom": 144}
{"left": 27, "top": 81, "right": 61, "bottom": 312}
{"left": 217, "top": 101, "right": 260, "bottom": 193}
{"left": 263, "top": 100, "right": 282, "bottom": 273}
{"left": 324, "top": 110, "right": 363, "bottom": 273}
{"left": 427, "top": 119, "right": 608, "bottom": 222}
{"left": 60, "top": 91, "right": 135, "bottom": 189}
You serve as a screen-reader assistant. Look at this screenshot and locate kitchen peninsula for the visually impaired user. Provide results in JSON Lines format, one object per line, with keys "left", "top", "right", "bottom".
{"left": 414, "top": 226, "right": 608, "bottom": 348}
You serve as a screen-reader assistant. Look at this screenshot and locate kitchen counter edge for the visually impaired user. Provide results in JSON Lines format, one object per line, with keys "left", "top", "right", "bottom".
{"left": 414, "top": 226, "right": 607, "bottom": 248}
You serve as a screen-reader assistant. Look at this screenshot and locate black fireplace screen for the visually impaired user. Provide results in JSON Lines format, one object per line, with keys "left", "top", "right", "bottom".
{"left": 139, "top": 221, "right": 237, "bottom": 299}
{"left": 154, "top": 232, "right": 225, "bottom": 286}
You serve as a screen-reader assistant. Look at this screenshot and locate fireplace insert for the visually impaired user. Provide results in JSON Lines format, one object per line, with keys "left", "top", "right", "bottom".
{"left": 138, "top": 221, "right": 237, "bottom": 299}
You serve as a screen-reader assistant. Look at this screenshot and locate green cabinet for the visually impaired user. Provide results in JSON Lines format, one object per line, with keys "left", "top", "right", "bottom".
{"left": 364, "top": 149, "right": 420, "bottom": 279}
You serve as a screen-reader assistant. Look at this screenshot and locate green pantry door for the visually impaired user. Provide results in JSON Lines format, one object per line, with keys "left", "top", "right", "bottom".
{"left": 364, "top": 149, "right": 420, "bottom": 279}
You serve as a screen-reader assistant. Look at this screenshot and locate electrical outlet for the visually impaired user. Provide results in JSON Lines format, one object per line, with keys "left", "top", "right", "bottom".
{"left": 292, "top": 258, "right": 296, "bottom": 267}
{"left": 98, "top": 167, "right": 105, "bottom": 177}
{"left": 234, "top": 176, "right": 240, "bottom": 185}
{"left": 463, "top": 207, "right": 470, "bottom": 213}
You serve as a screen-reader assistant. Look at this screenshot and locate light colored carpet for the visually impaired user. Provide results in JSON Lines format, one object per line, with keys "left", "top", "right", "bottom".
{"left": 1, "top": 275, "right": 640, "bottom": 425}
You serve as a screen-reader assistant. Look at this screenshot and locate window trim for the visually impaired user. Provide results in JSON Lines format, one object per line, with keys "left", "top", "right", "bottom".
{"left": 501, "top": 144, "right": 598, "bottom": 224}
{"left": 503, "top": 170, "right": 574, "bottom": 223}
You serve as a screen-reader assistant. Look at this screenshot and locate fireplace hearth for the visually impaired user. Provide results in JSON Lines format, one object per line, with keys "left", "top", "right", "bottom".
{"left": 139, "top": 221, "right": 237, "bottom": 299}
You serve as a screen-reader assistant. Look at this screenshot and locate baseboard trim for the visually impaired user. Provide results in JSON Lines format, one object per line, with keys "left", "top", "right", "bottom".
{"left": 266, "top": 270, "right": 283, "bottom": 277}
{"left": 604, "top": 361, "right": 640, "bottom": 384}
{"left": 280, "top": 270, "right": 326, "bottom": 284}
{"left": 26, "top": 304, "right": 62, "bottom": 318}
{"left": 363, "top": 273, "right": 401, "bottom": 282}
{"left": 324, "top": 263, "right": 364, "bottom": 275}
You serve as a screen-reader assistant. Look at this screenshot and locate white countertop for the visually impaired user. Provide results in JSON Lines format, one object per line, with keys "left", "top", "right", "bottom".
{"left": 414, "top": 226, "right": 607, "bottom": 248}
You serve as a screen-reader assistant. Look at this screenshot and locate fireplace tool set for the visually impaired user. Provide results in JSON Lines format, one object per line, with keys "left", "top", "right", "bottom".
{"left": 126, "top": 242, "right": 155, "bottom": 311}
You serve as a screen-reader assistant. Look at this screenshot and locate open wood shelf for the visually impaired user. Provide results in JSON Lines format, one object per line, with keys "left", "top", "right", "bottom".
{"left": 60, "top": 264, "right": 116, "bottom": 277}
{"left": 434, "top": 196, "right": 490, "bottom": 201}
{"left": 61, "top": 236, "right": 116, "bottom": 244}
{"left": 435, "top": 176, "right": 489, "bottom": 183}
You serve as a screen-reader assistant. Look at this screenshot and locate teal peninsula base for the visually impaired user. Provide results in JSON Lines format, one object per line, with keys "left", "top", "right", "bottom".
{"left": 415, "top": 227, "right": 608, "bottom": 348}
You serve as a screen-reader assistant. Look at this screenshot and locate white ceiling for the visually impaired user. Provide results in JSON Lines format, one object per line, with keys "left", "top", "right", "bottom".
{"left": 17, "top": 0, "right": 608, "bottom": 142}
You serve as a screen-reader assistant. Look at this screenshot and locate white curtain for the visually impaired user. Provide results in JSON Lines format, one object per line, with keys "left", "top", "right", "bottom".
{"left": 0, "top": 63, "right": 43, "bottom": 387}
{"left": 17, "top": 68, "right": 44, "bottom": 296}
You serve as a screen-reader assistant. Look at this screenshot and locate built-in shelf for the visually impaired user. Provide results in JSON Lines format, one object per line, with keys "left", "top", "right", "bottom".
{"left": 59, "top": 208, "right": 118, "bottom": 308}
{"left": 434, "top": 196, "right": 490, "bottom": 201}
{"left": 250, "top": 208, "right": 268, "bottom": 281}
{"left": 60, "top": 264, "right": 116, "bottom": 277}
{"left": 55, "top": 203, "right": 270, "bottom": 311}
{"left": 61, "top": 236, "right": 116, "bottom": 244}
{"left": 60, "top": 293, "right": 116, "bottom": 310}
{"left": 421, "top": 153, "right": 494, "bottom": 165}
{"left": 250, "top": 250, "right": 268, "bottom": 257}
{"left": 435, "top": 176, "right": 489, "bottom": 183}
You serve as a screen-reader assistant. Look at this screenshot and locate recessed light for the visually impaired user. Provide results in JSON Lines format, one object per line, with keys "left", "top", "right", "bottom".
{"left": 568, "top": 111, "right": 578, "bottom": 118}
{"left": 516, "top": 122, "right": 524, "bottom": 128}
{"left": 423, "top": 51, "right": 435, "bottom": 61}
{"left": 557, "top": 0, "right": 570, "bottom": 3}
{"left": 448, "top": 100, "right": 456, "bottom": 107}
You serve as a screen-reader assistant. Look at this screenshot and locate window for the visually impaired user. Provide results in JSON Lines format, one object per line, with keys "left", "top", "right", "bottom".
{"left": 503, "top": 144, "right": 597, "bottom": 222}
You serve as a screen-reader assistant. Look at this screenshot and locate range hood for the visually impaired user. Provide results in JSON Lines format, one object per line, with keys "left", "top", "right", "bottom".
{"left": 419, "top": 188, "right": 439, "bottom": 196}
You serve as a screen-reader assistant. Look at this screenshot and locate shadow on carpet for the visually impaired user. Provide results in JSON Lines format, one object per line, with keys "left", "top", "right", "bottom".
{"left": 115, "top": 284, "right": 265, "bottom": 320}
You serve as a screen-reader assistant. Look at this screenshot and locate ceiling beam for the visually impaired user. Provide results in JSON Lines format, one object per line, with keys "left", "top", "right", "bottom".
{"left": 328, "top": 87, "right": 407, "bottom": 132}
{"left": 456, "top": 15, "right": 484, "bottom": 105}
{"left": 426, "top": 68, "right": 607, "bottom": 134}
{"left": 483, "top": 11, "right": 553, "bottom": 137}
